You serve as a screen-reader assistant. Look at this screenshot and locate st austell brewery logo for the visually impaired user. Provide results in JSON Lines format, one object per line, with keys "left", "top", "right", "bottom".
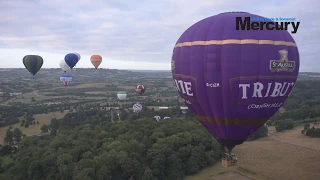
{"left": 171, "top": 53, "right": 175, "bottom": 71}
{"left": 270, "top": 49, "right": 295, "bottom": 72}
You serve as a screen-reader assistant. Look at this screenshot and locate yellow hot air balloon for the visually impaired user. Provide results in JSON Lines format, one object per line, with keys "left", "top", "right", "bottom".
{"left": 90, "top": 55, "right": 102, "bottom": 70}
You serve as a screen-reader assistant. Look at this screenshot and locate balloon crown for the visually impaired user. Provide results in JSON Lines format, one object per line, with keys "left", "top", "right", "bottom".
{"left": 220, "top": 11, "right": 247, "bottom": 14}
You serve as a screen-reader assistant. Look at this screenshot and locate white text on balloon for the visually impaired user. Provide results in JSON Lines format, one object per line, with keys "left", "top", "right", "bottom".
{"left": 174, "top": 79, "right": 193, "bottom": 96}
{"left": 239, "top": 82, "right": 295, "bottom": 99}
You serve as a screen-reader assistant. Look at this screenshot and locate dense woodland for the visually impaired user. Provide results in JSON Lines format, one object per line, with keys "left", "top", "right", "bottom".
{"left": 0, "top": 117, "right": 223, "bottom": 180}
{"left": 0, "top": 70, "right": 319, "bottom": 179}
{"left": 0, "top": 107, "right": 268, "bottom": 180}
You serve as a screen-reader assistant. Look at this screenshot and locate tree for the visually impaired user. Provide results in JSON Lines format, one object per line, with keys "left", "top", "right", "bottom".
{"left": 141, "top": 167, "right": 156, "bottom": 180}
{"left": 275, "top": 119, "right": 294, "bottom": 132}
{"left": 121, "top": 154, "right": 142, "bottom": 178}
{"left": 304, "top": 124, "right": 311, "bottom": 130}
{"left": 247, "top": 125, "right": 268, "bottom": 141}
{"left": 4, "top": 129, "right": 13, "bottom": 145}
{"left": 13, "top": 128, "right": 22, "bottom": 143}
{"left": 0, "top": 145, "right": 11, "bottom": 155}
{"left": 41, "top": 125, "right": 49, "bottom": 132}
{"left": 166, "top": 154, "right": 184, "bottom": 180}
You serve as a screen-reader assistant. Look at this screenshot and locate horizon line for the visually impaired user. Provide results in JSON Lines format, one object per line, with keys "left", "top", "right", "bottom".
{"left": 0, "top": 68, "right": 171, "bottom": 71}
{"left": 0, "top": 68, "right": 319, "bottom": 73}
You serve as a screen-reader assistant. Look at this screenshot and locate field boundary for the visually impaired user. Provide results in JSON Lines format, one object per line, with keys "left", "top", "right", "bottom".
{"left": 268, "top": 134, "right": 320, "bottom": 151}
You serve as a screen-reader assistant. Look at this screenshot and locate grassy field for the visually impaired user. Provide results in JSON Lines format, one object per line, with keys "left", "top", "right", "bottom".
{"left": 268, "top": 125, "right": 320, "bottom": 150}
{"left": 11, "top": 96, "right": 50, "bottom": 103}
{"left": 67, "top": 83, "right": 107, "bottom": 88}
{"left": 165, "top": 80, "right": 175, "bottom": 87}
{"left": 86, "top": 91, "right": 106, "bottom": 95}
{"left": 185, "top": 126, "right": 320, "bottom": 180}
{"left": 0, "top": 111, "right": 68, "bottom": 145}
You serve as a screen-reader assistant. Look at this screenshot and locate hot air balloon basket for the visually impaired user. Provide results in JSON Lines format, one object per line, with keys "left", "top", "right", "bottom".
{"left": 221, "top": 158, "right": 237, "bottom": 167}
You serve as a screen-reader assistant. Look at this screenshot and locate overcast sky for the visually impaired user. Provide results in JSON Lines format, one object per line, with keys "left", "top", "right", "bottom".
{"left": 0, "top": 0, "right": 318, "bottom": 71}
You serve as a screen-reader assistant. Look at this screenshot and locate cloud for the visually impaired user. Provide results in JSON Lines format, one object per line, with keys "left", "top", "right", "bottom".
{"left": 0, "top": 0, "right": 319, "bottom": 71}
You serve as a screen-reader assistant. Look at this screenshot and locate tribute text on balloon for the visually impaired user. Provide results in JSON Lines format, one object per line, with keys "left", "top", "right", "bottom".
{"left": 239, "top": 82, "right": 295, "bottom": 99}
{"left": 174, "top": 79, "right": 193, "bottom": 96}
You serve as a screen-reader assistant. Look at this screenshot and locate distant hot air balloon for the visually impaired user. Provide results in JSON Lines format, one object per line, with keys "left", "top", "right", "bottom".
{"left": 154, "top": 115, "right": 161, "bottom": 122}
{"left": 117, "top": 91, "right": 127, "bottom": 100}
{"left": 90, "top": 55, "right": 102, "bottom": 70}
{"left": 60, "top": 74, "right": 72, "bottom": 87}
{"left": 65, "top": 53, "right": 79, "bottom": 69}
{"left": 23, "top": 55, "right": 43, "bottom": 77}
{"left": 59, "top": 60, "right": 71, "bottom": 74}
{"left": 180, "top": 106, "right": 188, "bottom": 114}
{"left": 133, "top": 103, "right": 142, "bottom": 114}
{"left": 171, "top": 12, "right": 300, "bottom": 153}
{"left": 135, "top": 84, "right": 145, "bottom": 95}
{"left": 74, "top": 53, "right": 81, "bottom": 61}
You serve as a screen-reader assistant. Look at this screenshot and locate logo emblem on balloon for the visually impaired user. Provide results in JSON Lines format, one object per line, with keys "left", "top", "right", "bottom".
{"left": 270, "top": 49, "right": 295, "bottom": 72}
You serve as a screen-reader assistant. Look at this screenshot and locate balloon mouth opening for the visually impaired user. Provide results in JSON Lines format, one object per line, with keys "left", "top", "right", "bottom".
{"left": 216, "top": 139, "right": 245, "bottom": 152}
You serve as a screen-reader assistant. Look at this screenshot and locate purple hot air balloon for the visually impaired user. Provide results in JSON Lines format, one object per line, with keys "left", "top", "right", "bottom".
{"left": 171, "top": 12, "right": 300, "bottom": 153}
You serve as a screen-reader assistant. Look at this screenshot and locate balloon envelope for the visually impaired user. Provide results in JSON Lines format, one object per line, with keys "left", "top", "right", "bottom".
{"left": 117, "top": 91, "right": 127, "bottom": 100}
{"left": 59, "top": 60, "right": 71, "bottom": 73}
{"left": 154, "top": 115, "right": 161, "bottom": 121}
{"left": 65, "top": 53, "right": 79, "bottom": 69}
{"left": 90, "top": 55, "right": 102, "bottom": 69}
{"left": 135, "top": 84, "right": 145, "bottom": 95}
{"left": 74, "top": 53, "right": 81, "bottom": 61}
{"left": 171, "top": 12, "right": 300, "bottom": 151}
{"left": 133, "top": 103, "right": 142, "bottom": 114}
{"left": 23, "top": 55, "right": 43, "bottom": 76}
{"left": 60, "top": 74, "right": 72, "bottom": 86}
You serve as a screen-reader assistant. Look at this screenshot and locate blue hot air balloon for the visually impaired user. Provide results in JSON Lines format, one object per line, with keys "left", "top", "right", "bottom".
{"left": 64, "top": 53, "right": 79, "bottom": 69}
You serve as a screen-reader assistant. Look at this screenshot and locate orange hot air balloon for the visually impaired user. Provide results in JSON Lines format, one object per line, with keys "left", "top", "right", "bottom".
{"left": 90, "top": 55, "right": 102, "bottom": 70}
